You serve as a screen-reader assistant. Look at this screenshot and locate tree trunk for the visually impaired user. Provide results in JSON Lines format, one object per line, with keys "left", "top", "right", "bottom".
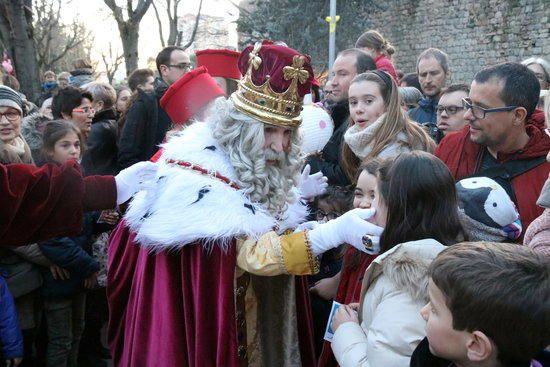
{"left": 0, "top": 0, "right": 41, "bottom": 102}
{"left": 119, "top": 21, "right": 139, "bottom": 75}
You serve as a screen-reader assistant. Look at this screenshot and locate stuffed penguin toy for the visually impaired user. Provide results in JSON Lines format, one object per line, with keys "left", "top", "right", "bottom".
{"left": 456, "top": 177, "right": 522, "bottom": 241}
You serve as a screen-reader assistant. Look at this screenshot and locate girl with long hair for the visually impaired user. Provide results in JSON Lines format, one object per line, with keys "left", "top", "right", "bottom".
{"left": 330, "top": 151, "right": 465, "bottom": 367}
{"left": 355, "top": 30, "right": 399, "bottom": 82}
{"left": 341, "top": 71, "right": 435, "bottom": 183}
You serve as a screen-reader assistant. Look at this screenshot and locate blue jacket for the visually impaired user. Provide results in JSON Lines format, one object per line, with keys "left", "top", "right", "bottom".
{"left": 408, "top": 96, "right": 438, "bottom": 125}
{"left": 0, "top": 276, "right": 23, "bottom": 360}
{"left": 39, "top": 213, "right": 100, "bottom": 298}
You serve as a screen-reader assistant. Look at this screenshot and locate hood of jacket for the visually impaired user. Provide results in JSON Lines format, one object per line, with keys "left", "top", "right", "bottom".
{"left": 21, "top": 113, "right": 50, "bottom": 152}
{"left": 92, "top": 107, "right": 117, "bottom": 124}
{"left": 359, "top": 239, "right": 445, "bottom": 306}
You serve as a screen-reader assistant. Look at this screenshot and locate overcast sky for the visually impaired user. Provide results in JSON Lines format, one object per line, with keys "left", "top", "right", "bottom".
{"left": 61, "top": 0, "right": 240, "bottom": 78}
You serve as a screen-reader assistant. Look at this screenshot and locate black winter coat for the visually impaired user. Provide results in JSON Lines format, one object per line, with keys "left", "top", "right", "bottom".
{"left": 117, "top": 81, "right": 172, "bottom": 169}
{"left": 38, "top": 213, "right": 101, "bottom": 298}
{"left": 82, "top": 108, "right": 119, "bottom": 176}
{"left": 306, "top": 101, "right": 351, "bottom": 186}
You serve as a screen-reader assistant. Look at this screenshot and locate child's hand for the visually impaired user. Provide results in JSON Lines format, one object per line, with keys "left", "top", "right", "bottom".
{"left": 6, "top": 357, "right": 22, "bottom": 367}
{"left": 50, "top": 265, "right": 70, "bottom": 280}
{"left": 84, "top": 272, "right": 98, "bottom": 289}
{"left": 98, "top": 210, "right": 120, "bottom": 225}
{"left": 332, "top": 304, "right": 359, "bottom": 332}
{"left": 310, "top": 276, "right": 339, "bottom": 300}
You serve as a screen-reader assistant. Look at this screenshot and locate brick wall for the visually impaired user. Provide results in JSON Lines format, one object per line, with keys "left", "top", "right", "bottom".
{"left": 361, "top": 0, "right": 549, "bottom": 83}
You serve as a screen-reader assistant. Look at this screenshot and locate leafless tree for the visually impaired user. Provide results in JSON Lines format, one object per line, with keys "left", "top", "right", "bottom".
{"left": 101, "top": 42, "right": 124, "bottom": 84}
{"left": 103, "top": 0, "right": 153, "bottom": 75}
{"left": 34, "top": 0, "right": 92, "bottom": 73}
{"left": 151, "top": 0, "right": 203, "bottom": 48}
{"left": 0, "top": 0, "right": 41, "bottom": 102}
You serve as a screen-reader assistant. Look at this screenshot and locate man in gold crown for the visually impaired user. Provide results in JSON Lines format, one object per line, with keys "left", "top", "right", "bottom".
{"left": 106, "top": 41, "right": 383, "bottom": 367}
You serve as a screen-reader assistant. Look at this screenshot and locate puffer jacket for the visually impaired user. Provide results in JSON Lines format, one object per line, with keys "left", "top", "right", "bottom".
{"left": 0, "top": 276, "right": 23, "bottom": 360}
{"left": 331, "top": 239, "right": 445, "bottom": 367}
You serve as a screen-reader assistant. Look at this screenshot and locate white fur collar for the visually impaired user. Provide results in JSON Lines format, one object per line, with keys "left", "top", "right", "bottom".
{"left": 124, "top": 122, "right": 308, "bottom": 252}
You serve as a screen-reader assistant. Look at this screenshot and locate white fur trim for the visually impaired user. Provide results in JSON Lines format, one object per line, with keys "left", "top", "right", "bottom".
{"left": 125, "top": 122, "right": 308, "bottom": 251}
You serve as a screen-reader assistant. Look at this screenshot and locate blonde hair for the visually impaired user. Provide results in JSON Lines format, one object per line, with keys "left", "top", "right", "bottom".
{"left": 82, "top": 82, "right": 117, "bottom": 110}
{"left": 355, "top": 30, "right": 395, "bottom": 57}
{"left": 342, "top": 71, "right": 435, "bottom": 182}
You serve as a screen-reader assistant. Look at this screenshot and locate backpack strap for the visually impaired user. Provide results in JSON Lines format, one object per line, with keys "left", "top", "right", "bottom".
{"left": 469, "top": 155, "right": 546, "bottom": 204}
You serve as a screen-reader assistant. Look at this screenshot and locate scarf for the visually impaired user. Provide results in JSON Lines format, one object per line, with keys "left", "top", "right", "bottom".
{"left": 344, "top": 113, "right": 412, "bottom": 159}
{"left": 0, "top": 136, "right": 34, "bottom": 164}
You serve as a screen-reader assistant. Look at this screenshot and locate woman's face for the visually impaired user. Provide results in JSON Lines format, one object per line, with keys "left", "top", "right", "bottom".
{"left": 65, "top": 98, "right": 94, "bottom": 140}
{"left": 0, "top": 106, "right": 22, "bottom": 145}
{"left": 348, "top": 80, "right": 386, "bottom": 129}
{"left": 116, "top": 89, "right": 131, "bottom": 113}
{"left": 371, "top": 177, "right": 388, "bottom": 227}
{"left": 527, "top": 63, "right": 549, "bottom": 90}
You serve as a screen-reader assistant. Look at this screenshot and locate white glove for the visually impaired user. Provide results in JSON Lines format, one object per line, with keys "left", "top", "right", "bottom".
{"left": 115, "top": 161, "right": 158, "bottom": 205}
{"left": 295, "top": 220, "right": 320, "bottom": 232}
{"left": 298, "top": 164, "right": 328, "bottom": 200}
{"left": 308, "top": 208, "right": 384, "bottom": 256}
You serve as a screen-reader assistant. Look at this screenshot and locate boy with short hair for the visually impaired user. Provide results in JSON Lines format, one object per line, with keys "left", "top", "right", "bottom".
{"left": 413, "top": 242, "right": 550, "bottom": 367}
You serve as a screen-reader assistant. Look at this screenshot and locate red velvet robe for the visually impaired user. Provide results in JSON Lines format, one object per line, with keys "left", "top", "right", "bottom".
{"left": 107, "top": 221, "right": 316, "bottom": 367}
{"left": 0, "top": 161, "right": 116, "bottom": 246}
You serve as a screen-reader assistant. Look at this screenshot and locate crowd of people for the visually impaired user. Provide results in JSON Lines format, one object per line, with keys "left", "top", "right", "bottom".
{"left": 0, "top": 27, "right": 549, "bottom": 367}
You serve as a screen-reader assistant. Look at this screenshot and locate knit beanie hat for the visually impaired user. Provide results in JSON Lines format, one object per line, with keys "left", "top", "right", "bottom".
{"left": 456, "top": 177, "right": 522, "bottom": 241}
{"left": 0, "top": 85, "right": 23, "bottom": 114}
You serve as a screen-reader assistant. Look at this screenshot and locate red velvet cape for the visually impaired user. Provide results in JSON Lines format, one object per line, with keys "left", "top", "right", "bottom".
{"left": 107, "top": 221, "right": 316, "bottom": 366}
{"left": 0, "top": 161, "right": 115, "bottom": 246}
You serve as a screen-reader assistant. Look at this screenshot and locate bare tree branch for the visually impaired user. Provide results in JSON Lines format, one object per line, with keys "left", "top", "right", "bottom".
{"left": 180, "top": 0, "right": 203, "bottom": 49}
{"left": 151, "top": 1, "right": 165, "bottom": 47}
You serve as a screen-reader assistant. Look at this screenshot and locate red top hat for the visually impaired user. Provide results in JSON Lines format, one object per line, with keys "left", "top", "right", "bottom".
{"left": 160, "top": 66, "right": 225, "bottom": 125}
{"left": 195, "top": 49, "right": 241, "bottom": 80}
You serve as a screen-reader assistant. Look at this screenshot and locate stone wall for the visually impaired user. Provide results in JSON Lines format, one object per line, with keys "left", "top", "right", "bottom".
{"left": 362, "top": 0, "right": 549, "bottom": 83}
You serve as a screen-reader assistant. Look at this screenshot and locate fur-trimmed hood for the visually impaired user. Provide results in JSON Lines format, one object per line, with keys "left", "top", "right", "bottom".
{"left": 125, "top": 121, "right": 308, "bottom": 252}
{"left": 360, "top": 239, "right": 445, "bottom": 304}
{"left": 21, "top": 113, "right": 49, "bottom": 152}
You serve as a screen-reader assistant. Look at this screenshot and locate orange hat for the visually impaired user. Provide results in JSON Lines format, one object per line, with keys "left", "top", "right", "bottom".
{"left": 195, "top": 49, "right": 241, "bottom": 80}
{"left": 160, "top": 66, "right": 225, "bottom": 125}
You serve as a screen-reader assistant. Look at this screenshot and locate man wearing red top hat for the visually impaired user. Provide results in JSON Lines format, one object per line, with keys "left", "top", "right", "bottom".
{"left": 107, "top": 41, "right": 382, "bottom": 367}
{"left": 196, "top": 48, "right": 241, "bottom": 95}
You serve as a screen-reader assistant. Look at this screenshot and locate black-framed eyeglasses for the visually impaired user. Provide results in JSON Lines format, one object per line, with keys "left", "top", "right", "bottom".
{"left": 167, "top": 63, "right": 192, "bottom": 71}
{"left": 0, "top": 110, "right": 22, "bottom": 122}
{"left": 436, "top": 105, "right": 464, "bottom": 116}
{"left": 316, "top": 210, "right": 340, "bottom": 221}
{"left": 462, "top": 98, "right": 518, "bottom": 119}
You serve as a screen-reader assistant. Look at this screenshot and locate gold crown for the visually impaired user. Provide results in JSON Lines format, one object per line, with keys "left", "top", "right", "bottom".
{"left": 231, "top": 42, "right": 310, "bottom": 128}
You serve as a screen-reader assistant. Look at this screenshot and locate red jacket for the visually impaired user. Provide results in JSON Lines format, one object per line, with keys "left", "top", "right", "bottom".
{"left": 435, "top": 111, "right": 549, "bottom": 231}
{"left": 0, "top": 161, "right": 116, "bottom": 246}
{"left": 375, "top": 54, "right": 399, "bottom": 83}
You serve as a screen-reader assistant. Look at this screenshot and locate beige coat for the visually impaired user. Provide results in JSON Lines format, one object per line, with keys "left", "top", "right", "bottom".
{"left": 332, "top": 239, "right": 445, "bottom": 367}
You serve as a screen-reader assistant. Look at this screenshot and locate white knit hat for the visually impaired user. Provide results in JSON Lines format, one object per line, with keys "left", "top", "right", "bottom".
{"left": 0, "top": 85, "right": 23, "bottom": 114}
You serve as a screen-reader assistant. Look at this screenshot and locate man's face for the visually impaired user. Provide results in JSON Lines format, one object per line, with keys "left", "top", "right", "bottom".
{"left": 160, "top": 50, "right": 191, "bottom": 85}
{"left": 330, "top": 54, "right": 358, "bottom": 103}
{"left": 263, "top": 125, "right": 292, "bottom": 166}
{"left": 465, "top": 79, "right": 517, "bottom": 151}
{"left": 436, "top": 90, "right": 468, "bottom": 135}
{"left": 420, "top": 280, "right": 470, "bottom": 361}
{"left": 418, "top": 57, "right": 448, "bottom": 97}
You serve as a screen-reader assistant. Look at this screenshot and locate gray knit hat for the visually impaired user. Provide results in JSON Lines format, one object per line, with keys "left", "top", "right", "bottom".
{"left": 0, "top": 85, "right": 23, "bottom": 114}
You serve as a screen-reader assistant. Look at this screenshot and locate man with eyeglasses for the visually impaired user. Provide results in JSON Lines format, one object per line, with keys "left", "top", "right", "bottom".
{"left": 435, "top": 84, "right": 470, "bottom": 141}
{"left": 436, "top": 62, "right": 550, "bottom": 234}
{"left": 118, "top": 46, "right": 191, "bottom": 169}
